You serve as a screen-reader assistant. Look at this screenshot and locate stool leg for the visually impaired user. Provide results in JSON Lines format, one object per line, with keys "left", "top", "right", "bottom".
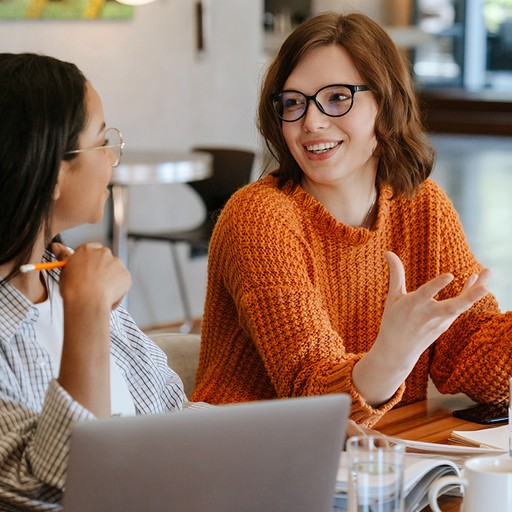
{"left": 169, "top": 243, "right": 194, "bottom": 334}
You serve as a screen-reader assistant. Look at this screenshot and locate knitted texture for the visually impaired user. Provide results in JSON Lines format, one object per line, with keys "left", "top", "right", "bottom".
{"left": 192, "top": 175, "right": 512, "bottom": 426}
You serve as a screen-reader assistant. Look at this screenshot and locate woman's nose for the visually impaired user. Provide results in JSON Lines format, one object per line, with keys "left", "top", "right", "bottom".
{"left": 302, "top": 100, "right": 329, "bottom": 132}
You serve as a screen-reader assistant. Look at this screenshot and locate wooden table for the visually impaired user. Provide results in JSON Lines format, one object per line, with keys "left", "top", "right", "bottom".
{"left": 375, "top": 394, "right": 499, "bottom": 511}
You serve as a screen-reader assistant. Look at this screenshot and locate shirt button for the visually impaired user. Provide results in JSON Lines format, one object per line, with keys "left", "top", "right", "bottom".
{"left": 34, "top": 356, "right": 47, "bottom": 367}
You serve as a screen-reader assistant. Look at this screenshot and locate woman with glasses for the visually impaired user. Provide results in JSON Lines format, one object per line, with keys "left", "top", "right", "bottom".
{"left": 193, "top": 12, "right": 511, "bottom": 425}
{"left": 0, "top": 53, "right": 187, "bottom": 510}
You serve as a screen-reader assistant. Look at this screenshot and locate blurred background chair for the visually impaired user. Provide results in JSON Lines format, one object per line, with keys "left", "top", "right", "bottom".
{"left": 148, "top": 332, "right": 201, "bottom": 398}
{"left": 129, "top": 147, "right": 255, "bottom": 333}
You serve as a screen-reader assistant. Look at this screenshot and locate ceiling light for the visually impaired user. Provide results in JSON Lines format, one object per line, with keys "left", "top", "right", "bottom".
{"left": 116, "top": 0, "right": 156, "bottom": 5}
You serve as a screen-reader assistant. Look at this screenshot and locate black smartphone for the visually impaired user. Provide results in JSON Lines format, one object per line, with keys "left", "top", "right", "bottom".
{"left": 452, "top": 402, "right": 509, "bottom": 424}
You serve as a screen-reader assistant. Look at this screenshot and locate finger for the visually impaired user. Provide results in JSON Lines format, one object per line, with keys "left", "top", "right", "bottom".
{"left": 433, "top": 280, "right": 489, "bottom": 319}
{"left": 50, "top": 242, "right": 72, "bottom": 260}
{"left": 444, "top": 269, "right": 490, "bottom": 309}
{"left": 373, "top": 435, "right": 392, "bottom": 448}
{"left": 458, "top": 271, "right": 490, "bottom": 304}
{"left": 461, "top": 268, "right": 491, "bottom": 292}
{"left": 346, "top": 420, "right": 369, "bottom": 438}
{"left": 383, "top": 251, "right": 407, "bottom": 297}
{"left": 478, "top": 268, "right": 492, "bottom": 285}
{"left": 414, "top": 272, "right": 454, "bottom": 301}
{"left": 346, "top": 421, "right": 390, "bottom": 449}
{"left": 419, "top": 269, "right": 490, "bottom": 316}
{"left": 84, "top": 242, "right": 104, "bottom": 250}
{"left": 461, "top": 274, "right": 478, "bottom": 292}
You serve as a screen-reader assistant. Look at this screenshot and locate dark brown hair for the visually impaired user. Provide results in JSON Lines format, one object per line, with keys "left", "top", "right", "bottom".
{"left": 0, "top": 53, "right": 87, "bottom": 281}
{"left": 258, "top": 12, "right": 435, "bottom": 195}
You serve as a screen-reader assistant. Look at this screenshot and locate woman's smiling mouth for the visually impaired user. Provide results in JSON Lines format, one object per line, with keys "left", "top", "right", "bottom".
{"left": 305, "top": 141, "right": 341, "bottom": 154}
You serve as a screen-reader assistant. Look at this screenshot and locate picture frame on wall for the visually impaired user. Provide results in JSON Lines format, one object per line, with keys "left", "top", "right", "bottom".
{"left": 0, "top": 0, "right": 133, "bottom": 20}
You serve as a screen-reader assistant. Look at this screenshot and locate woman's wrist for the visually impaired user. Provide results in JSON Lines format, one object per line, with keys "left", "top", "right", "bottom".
{"left": 352, "top": 343, "right": 414, "bottom": 407}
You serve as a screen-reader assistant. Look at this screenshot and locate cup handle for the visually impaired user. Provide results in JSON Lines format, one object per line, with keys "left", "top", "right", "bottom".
{"left": 428, "top": 476, "right": 466, "bottom": 512}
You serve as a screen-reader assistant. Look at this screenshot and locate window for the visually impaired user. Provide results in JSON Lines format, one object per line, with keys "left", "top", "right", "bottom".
{"left": 413, "top": 0, "right": 512, "bottom": 91}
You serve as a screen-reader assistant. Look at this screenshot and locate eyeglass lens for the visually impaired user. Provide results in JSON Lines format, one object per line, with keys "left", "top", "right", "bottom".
{"left": 105, "top": 127, "right": 123, "bottom": 167}
{"left": 273, "top": 85, "right": 356, "bottom": 122}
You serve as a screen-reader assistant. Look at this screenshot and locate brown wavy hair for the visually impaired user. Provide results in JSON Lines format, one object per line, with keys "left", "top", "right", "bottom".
{"left": 258, "top": 12, "right": 435, "bottom": 196}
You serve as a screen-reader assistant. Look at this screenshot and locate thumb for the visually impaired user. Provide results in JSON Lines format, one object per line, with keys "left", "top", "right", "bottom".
{"left": 50, "top": 242, "right": 73, "bottom": 261}
{"left": 384, "top": 251, "right": 407, "bottom": 299}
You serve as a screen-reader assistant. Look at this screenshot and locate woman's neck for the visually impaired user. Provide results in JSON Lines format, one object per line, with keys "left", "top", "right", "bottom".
{"left": 301, "top": 172, "right": 378, "bottom": 227}
{"left": 0, "top": 238, "right": 50, "bottom": 303}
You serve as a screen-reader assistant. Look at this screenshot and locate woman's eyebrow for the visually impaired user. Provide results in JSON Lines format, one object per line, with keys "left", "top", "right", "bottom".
{"left": 95, "top": 122, "right": 106, "bottom": 137}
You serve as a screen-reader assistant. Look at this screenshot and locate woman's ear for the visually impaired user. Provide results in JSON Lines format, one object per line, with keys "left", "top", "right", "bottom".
{"left": 53, "top": 178, "right": 61, "bottom": 201}
{"left": 53, "top": 182, "right": 61, "bottom": 201}
{"left": 53, "top": 161, "right": 69, "bottom": 200}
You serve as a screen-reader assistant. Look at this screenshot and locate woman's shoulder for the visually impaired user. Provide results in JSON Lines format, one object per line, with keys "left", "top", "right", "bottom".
{"left": 388, "top": 179, "right": 459, "bottom": 229}
{"left": 218, "top": 174, "right": 315, "bottom": 240}
{"left": 417, "top": 178, "right": 449, "bottom": 198}
{"left": 393, "top": 178, "right": 453, "bottom": 210}
{"left": 224, "top": 174, "right": 300, "bottom": 216}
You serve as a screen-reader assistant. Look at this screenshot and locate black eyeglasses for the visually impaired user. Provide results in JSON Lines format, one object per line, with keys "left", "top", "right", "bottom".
{"left": 271, "top": 84, "right": 370, "bottom": 122}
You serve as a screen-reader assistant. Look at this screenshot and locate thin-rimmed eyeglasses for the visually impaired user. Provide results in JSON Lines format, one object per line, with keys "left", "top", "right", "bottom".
{"left": 65, "top": 127, "right": 125, "bottom": 167}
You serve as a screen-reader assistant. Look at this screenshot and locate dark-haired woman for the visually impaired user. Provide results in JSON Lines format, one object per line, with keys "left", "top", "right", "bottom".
{"left": 193, "top": 12, "right": 512, "bottom": 426}
{"left": 0, "top": 53, "right": 185, "bottom": 510}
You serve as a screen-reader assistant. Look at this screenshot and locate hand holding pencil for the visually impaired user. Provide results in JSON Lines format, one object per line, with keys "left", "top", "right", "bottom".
{"left": 52, "top": 242, "right": 131, "bottom": 311}
{"left": 21, "top": 242, "right": 131, "bottom": 311}
{"left": 20, "top": 242, "right": 75, "bottom": 273}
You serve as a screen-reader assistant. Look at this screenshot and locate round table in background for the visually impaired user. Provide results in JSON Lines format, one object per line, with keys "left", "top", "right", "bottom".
{"left": 110, "top": 150, "right": 213, "bottom": 266}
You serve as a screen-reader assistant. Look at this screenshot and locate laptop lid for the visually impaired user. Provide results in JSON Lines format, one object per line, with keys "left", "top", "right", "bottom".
{"left": 63, "top": 394, "right": 351, "bottom": 512}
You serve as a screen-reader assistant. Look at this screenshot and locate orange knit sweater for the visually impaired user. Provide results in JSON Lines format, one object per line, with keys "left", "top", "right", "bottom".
{"left": 192, "top": 175, "right": 512, "bottom": 426}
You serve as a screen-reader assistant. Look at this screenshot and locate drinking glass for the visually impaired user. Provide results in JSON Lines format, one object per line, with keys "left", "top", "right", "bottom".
{"left": 347, "top": 435, "right": 405, "bottom": 512}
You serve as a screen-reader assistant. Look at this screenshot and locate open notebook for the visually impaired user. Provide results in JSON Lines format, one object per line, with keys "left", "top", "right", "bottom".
{"left": 63, "top": 394, "right": 351, "bottom": 512}
{"left": 335, "top": 451, "right": 462, "bottom": 512}
{"left": 449, "top": 423, "right": 509, "bottom": 451}
{"left": 334, "top": 435, "right": 507, "bottom": 512}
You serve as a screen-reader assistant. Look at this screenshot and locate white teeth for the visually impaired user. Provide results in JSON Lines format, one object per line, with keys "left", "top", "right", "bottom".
{"left": 306, "top": 141, "right": 339, "bottom": 153}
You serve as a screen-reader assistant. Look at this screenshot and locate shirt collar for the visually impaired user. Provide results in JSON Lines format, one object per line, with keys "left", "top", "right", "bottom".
{"left": 0, "top": 279, "right": 36, "bottom": 343}
{"left": 0, "top": 249, "right": 61, "bottom": 344}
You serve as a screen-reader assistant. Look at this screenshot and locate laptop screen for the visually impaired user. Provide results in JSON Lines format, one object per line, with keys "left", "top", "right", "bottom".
{"left": 64, "top": 394, "right": 351, "bottom": 512}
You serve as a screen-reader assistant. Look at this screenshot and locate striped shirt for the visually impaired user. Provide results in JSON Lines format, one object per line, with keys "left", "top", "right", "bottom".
{"left": 0, "top": 263, "right": 186, "bottom": 511}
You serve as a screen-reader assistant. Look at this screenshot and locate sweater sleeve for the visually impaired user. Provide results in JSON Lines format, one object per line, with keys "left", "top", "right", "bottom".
{"left": 212, "top": 183, "right": 403, "bottom": 426}
{"left": 0, "top": 378, "right": 94, "bottom": 511}
{"left": 424, "top": 185, "right": 512, "bottom": 403}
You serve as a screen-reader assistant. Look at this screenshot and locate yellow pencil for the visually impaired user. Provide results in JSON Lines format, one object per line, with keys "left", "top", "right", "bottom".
{"left": 20, "top": 260, "right": 67, "bottom": 273}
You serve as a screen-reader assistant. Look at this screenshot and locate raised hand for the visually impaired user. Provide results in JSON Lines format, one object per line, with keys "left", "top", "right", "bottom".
{"left": 352, "top": 251, "right": 490, "bottom": 407}
{"left": 52, "top": 242, "right": 132, "bottom": 417}
{"left": 377, "top": 251, "right": 490, "bottom": 363}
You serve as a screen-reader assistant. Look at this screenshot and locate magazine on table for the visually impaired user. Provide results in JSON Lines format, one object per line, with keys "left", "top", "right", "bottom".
{"left": 333, "top": 438, "right": 505, "bottom": 512}
{"left": 449, "top": 423, "right": 509, "bottom": 451}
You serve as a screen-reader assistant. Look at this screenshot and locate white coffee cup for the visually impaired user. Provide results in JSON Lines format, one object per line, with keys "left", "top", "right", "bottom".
{"left": 428, "top": 455, "right": 512, "bottom": 512}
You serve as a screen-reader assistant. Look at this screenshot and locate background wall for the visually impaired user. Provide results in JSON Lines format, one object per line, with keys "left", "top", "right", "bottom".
{"left": 0, "top": 0, "right": 264, "bottom": 328}
{"left": 5, "top": 1, "right": 508, "bottom": 329}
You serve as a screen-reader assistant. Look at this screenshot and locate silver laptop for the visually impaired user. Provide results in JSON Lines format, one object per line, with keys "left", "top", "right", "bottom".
{"left": 63, "top": 394, "right": 351, "bottom": 512}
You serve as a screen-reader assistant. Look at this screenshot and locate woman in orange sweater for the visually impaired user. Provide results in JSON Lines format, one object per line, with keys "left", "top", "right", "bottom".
{"left": 192, "top": 12, "right": 511, "bottom": 427}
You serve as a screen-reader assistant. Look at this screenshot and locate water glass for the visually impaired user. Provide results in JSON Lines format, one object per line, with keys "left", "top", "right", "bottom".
{"left": 347, "top": 435, "right": 405, "bottom": 512}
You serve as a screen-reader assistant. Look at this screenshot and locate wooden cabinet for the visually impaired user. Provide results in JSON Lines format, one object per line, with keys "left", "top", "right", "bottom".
{"left": 417, "top": 88, "right": 512, "bottom": 136}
